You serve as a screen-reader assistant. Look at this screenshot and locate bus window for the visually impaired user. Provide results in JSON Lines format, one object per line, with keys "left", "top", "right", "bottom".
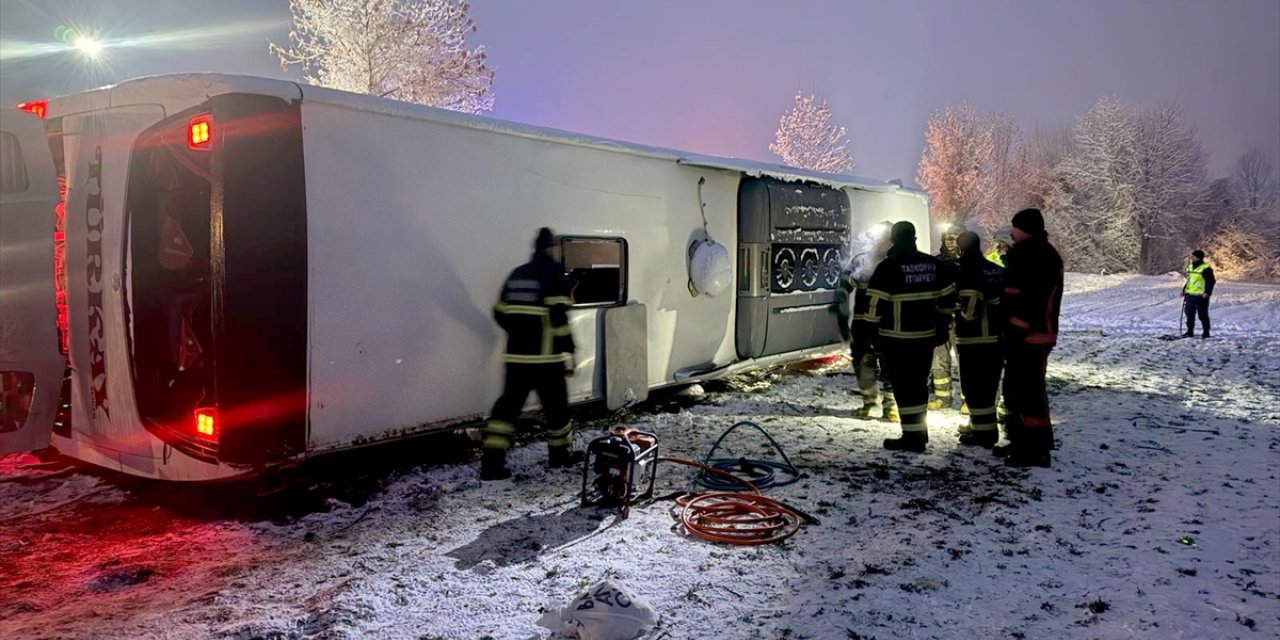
{"left": 561, "top": 237, "right": 626, "bottom": 306}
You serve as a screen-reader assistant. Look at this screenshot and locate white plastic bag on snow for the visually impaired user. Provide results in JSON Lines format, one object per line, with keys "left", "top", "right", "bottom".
{"left": 536, "top": 579, "right": 657, "bottom": 640}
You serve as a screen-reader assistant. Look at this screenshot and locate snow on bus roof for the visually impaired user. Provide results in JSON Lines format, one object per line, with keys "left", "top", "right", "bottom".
{"left": 53, "top": 73, "right": 912, "bottom": 195}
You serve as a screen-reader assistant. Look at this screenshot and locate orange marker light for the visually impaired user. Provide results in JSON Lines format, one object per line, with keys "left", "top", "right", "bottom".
{"left": 188, "top": 114, "right": 212, "bottom": 150}
{"left": 16, "top": 100, "right": 48, "bottom": 119}
{"left": 194, "top": 408, "right": 218, "bottom": 439}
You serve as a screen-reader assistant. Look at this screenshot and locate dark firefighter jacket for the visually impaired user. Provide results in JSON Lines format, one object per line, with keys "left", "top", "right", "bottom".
{"left": 954, "top": 250, "right": 1006, "bottom": 346}
{"left": 494, "top": 253, "right": 576, "bottom": 363}
{"left": 1003, "top": 234, "right": 1063, "bottom": 348}
{"left": 867, "top": 247, "right": 957, "bottom": 341}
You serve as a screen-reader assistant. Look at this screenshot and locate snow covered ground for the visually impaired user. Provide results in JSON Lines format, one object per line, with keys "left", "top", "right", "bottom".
{"left": 2, "top": 273, "right": 1277, "bottom": 640}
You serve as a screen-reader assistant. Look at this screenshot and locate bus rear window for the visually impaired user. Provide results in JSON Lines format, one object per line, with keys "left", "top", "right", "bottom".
{"left": 126, "top": 110, "right": 216, "bottom": 460}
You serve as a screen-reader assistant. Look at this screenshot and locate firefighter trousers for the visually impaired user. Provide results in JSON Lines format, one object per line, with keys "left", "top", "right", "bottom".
{"left": 1003, "top": 343, "right": 1053, "bottom": 442}
{"left": 956, "top": 343, "right": 1003, "bottom": 432}
{"left": 880, "top": 338, "right": 935, "bottom": 432}
{"left": 483, "top": 362, "right": 571, "bottom": 451}
{"left": 930, "top": 332, "right": 960, "bottom": 400}
{"left": 852, "top": 331, "right": 894, "bottom": 408}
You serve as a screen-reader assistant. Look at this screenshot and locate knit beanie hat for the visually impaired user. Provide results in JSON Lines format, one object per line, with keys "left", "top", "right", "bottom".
{"left": 1011, "top": 208, "right": 1045, "bottom": 236}
{"left": 534, "top": 227, "right": 556, "bottom": 251}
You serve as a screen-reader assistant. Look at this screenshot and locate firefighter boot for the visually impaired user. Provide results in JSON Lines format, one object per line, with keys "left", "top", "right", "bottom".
{"left": 548, "top": 445, "right": 584, "bottom": 469}
{"left": 480, "top": 449, "right": 512, "bottom": 481}
{"left": 992, "top": 418, "right": 1024, "bottom": 458}
{"left": 1004, "top": 427, "right": 1053, "bottom": 468}
{"left": 883, "top": 430, "right": 927, "bottom": 453}
{"left": 882, "top": 392, "right": 899, "bottom": 422}
{"left": 958, "top": 428, "right": 998, "bottom": 448}
{"left": 853, "top": 403, "right": 881, "bottom": 419}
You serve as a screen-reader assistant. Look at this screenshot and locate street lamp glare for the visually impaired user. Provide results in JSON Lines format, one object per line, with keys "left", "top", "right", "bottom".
{"left": 74, "top": 35, "right": 103, "bottom": 59}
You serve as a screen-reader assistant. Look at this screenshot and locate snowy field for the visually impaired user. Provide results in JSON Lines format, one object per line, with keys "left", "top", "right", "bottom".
{"left": 2, "top": 273, "right": 1277, "bottom": 640}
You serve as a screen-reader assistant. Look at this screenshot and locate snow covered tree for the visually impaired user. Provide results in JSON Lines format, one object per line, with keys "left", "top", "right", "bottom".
{"left": 270, "top": 0, "right": 494, "bottom": 114}
{"left": 1231, "top": 148, "right": 1279, "bottom": 216}
{"left": 1053, "top": 97, "right": 1208, "bottom": 273}
{"left": 769, "top": 92, "right": 854, "bottom": 174}
{"left": 915, "top": 102, "right": 992, "bottom": 226}
{"left": 1129, "top": 102, "right": 1208, "bottom": 272}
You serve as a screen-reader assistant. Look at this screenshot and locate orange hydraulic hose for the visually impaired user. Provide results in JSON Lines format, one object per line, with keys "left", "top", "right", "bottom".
{"left": 659, "top": 456, "right": 803, "bottom": 545}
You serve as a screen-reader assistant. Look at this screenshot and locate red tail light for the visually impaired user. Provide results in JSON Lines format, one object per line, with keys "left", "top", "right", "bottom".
{"left": 188, "top": 114, "right": 212, "bottom": 150}
{"left": 16, "top": 100, "right": 48, "bottom": 119}
{"left": 194, "top": 408, "right": 218, "bottom": 440}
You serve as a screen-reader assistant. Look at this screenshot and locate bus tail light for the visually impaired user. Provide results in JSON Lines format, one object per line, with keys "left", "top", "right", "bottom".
{"left": 194, "top": 408, "right": 218, "bottom": 441}
{"left": 188, "top": 114, "right": 212, "bottom": 150}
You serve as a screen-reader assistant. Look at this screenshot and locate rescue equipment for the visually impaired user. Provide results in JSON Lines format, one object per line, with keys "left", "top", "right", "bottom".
{"left": 580, "top": 428, "right": 660, "bottom": 518}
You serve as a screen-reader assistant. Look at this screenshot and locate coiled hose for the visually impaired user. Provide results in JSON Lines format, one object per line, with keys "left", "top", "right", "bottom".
{"left": 657, "top": 421, "right": 812, "bottom": 545}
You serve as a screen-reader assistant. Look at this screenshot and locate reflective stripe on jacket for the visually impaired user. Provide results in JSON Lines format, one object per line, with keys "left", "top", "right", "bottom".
{"left": 494, "top": 254, "right": 576, "bottom": 363}
{"left": 866, "top": 247, "right": 957, "bottom": 340}
{"left": 955, "top": 255, "right": 1005, "bottom": 346}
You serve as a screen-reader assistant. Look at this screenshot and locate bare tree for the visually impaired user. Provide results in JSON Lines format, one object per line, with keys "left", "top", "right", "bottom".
{"left": 270, "top": 0, "right": 494, "bottom": 113}
{"left": 976, "top": 110, "right": 1024, "bottom": 236}
{"left": 1130, "top": 102, "right": 1207, "bottom": 272}
{"left": 916, "top": 102, "right": 992, "bottom": 226}
{"left": 769, "top": 91, "right": 854, "bottom": 174}
{"left": 1231, "top": 148, "right": 1279, "bottom": 215}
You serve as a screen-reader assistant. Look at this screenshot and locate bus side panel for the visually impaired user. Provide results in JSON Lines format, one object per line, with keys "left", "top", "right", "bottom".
{"left": 60, "top": 106, "right": 167, "bottom": 473}
{"left": 298, "top": 99, "right": 738, "bottom": 450}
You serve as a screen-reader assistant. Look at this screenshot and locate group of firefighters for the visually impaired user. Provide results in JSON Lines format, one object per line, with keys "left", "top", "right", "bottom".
{"left": 838, "top": 208, "right": 1064, "bottom": 468}
{"left": 477, "top": 207, "right": 1221, "bottom": 479}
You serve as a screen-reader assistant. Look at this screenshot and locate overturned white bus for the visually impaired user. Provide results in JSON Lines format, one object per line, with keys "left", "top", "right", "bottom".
{"left": 0, "top": 75, "right": 930, "bottom": 480}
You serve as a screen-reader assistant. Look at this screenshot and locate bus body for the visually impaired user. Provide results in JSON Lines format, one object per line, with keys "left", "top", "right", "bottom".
{"left": 0, "top": 75, "right": 930, "bottom": 481}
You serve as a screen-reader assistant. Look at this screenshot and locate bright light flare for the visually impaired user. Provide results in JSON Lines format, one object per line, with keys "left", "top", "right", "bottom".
{"left": 74, "top": 35, "right": 104, "bottom": 59}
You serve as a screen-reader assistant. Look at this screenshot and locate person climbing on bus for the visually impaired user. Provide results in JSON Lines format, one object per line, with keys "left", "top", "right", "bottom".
{"left": 481, "top": 227, "right": 582, "bottom": 480}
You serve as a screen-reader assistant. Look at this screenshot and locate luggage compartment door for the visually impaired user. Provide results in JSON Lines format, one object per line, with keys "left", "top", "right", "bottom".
{"left": 736, "top": 177, "right": 850, "bottom": 359}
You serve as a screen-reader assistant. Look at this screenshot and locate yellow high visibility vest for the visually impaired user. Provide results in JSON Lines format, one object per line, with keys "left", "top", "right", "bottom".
{"left": 1184, "top": 263, "right": 1209, "bottom": 296}
{"left": 985, "top": 251, "right": 1004, "bottom": 267}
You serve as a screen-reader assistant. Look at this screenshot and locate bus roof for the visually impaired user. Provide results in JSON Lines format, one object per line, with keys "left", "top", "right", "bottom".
{"left": 45, "top": 72, "right": 921, "bottom": 197}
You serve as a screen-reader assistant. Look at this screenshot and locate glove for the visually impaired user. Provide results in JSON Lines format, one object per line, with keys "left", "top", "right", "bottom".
{"left": 564, "top": 354, "right": 577, "bottom": 376}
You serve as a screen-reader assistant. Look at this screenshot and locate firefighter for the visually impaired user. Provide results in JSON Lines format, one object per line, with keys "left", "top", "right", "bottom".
{"left": 995, "top": 208, "right": 1063, "bottom": 468}
{"left": 866, "top": 221, "right": 957, "bottom": 452}
{"left": 929, "top": 223, "right": 964, "bottom": 410}
{"left": 986, "top": 225, "right": 1012, "bottom": 267}
{"left": 842, "top": 224, "right": 898, "bottom": 421}
{"left": 952, "top": 231, "right": 1005, "bottom": 447}
{"left": 481, "top": 227, "right": 582, "bottom": 480}
{"left": 1182, "top": 250, "right": 1215, "bottom": 338}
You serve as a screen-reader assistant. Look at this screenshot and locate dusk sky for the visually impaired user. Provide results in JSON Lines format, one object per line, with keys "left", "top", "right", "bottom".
{"left": 1, "top": 0, "right": 1277, "bottom": 184}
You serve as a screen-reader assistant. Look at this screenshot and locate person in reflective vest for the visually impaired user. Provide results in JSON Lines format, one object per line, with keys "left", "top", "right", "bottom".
{"left": 996, "top": 209, "right": 1063, "bottom": 468}
{"left": 866, "top": 221, "right": 957, "bottom": 452}
{"left": 481, "top": 227, "right": 582, "bottom": 480}
{"left": 952, "top": 231, "right": 1005, "bottom": 447}
{"left": 1182, "top": 250, "right": 1216, "bottom": 338}
{"left": 986, "top": 225, "right": 1012, "bottom": 267}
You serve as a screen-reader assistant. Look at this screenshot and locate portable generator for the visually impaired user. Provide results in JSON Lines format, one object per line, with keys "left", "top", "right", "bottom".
{"left": 581, "top": 428, "right": 659, "bottom": 517}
